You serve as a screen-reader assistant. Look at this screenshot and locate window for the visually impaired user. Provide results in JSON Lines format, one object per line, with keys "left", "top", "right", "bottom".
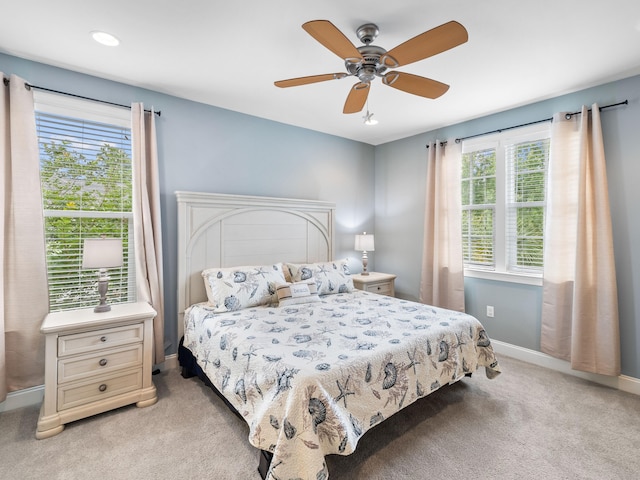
{"left": 461, "top": 123, "right": 550, "bottom": 283}
{"left": 34, "top": 93, "right": 135, "bottom": 311}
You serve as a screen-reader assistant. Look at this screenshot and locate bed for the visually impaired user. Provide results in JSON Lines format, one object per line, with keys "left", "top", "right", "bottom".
{"left": 176, "top": 191, "right": 501, "bottom": 480}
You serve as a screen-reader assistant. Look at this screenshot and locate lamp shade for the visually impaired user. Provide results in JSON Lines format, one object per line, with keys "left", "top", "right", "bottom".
{"left": 82, "top": 238, "right": 123, "bottom": 269}
{"left": 354, "top": 233, "right": 375, "bottom": 252}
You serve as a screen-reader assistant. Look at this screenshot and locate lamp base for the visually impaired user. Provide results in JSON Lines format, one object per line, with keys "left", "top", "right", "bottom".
{"left": 94, "top": 303, "right": 112, "bottom": 313}
{"left": 94, "top": 275, "right": 111, "bottom": 313}
{"left": 361, "top": 252, "right": 369, "bottom": 275}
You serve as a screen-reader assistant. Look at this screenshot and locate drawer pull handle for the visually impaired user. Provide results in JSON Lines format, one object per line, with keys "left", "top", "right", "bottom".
{"left": 98, "top": 384, "right": 107, "bottom": 392}
{"left": 99, "top": 358, "right": 108, "bottom": 367}
{"left": 100, "top": 336, "right": 107, "bottom": 342}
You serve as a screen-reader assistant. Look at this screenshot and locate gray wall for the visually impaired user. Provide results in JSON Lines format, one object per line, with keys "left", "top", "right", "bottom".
{"left": 0, "top": 53, "right": 376, "bottom": 356}
{"left": 375, "top": 75, "right": 640, "bottom": 378}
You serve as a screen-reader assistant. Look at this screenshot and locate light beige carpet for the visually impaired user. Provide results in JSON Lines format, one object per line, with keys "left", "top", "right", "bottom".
{"left": 1, "top": 355, "right": 639, "bottom": 479}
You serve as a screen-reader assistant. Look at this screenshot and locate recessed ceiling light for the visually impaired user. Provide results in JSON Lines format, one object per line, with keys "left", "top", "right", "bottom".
{"left": 91, "top": 31, "right": 120, "bottom": 47}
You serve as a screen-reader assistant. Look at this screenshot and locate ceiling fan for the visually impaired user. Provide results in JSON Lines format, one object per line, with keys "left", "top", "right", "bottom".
{"left": 275, "top": 20, "right": 468, "bottom": 114}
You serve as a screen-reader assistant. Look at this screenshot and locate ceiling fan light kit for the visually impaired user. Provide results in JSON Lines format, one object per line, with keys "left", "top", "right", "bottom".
{"left": 363, "top": 109, "right": 378, "bottom": 125}
{"left": 275, "top": 19, "right": 468, "bottom": 115}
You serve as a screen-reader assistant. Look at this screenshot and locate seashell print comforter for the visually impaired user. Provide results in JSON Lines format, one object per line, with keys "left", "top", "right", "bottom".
{"left": 183, "top": 290, "right": 501, "bottom": 480}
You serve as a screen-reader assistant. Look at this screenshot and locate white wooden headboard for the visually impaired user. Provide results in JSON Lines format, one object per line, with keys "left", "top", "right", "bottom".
{"left": 176, "top": 191, "right": 335, "bottom": 340}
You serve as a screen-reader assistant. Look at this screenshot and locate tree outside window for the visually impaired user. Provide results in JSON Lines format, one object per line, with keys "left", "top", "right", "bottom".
{"left": 37, "top": 112, "right": 134, "bottom": 311}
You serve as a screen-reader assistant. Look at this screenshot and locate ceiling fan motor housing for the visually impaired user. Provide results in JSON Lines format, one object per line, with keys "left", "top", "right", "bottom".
{"left": 346, "top": 45, "right": 389, "bottom": 83}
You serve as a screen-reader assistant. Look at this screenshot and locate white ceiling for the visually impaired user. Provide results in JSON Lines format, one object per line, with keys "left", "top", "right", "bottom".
{"left": 2, "top": 1, "right": 640, "bottom": 146}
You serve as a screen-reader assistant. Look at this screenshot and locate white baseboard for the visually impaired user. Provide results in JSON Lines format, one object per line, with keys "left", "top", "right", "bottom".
{"left": 158, "top": 353, "right": 178, "bottom": 370}
{"left": 492, "top": 339, "right": 640, "bottom": 396}
{"left": 0, "top": 353, "right": 180, "bottom": 413}
{"left": 0, "top": 384, "right": 44, "bottom": 413}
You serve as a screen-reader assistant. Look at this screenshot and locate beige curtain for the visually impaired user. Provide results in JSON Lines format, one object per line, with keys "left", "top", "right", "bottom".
{"left": 420, "top": 140, "right": 465, "bottom": 311}
{"left": 131, "top": 103, "right": 165, "bottom": 365}
{"left": 1, "top": 74, "right": 49, "bottom": 401}
{"left": 541, "top": 104, "right": 620, "bottom": 376}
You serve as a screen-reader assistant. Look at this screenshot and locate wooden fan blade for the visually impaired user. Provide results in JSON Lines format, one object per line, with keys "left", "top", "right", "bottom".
{"left": 382, "top": 21, "right": 468, "bottom": 68}
{"left": 343, "top": 82, "right": 370, "bottom": 114}
{"left": 275, "top": 73, "right": 348, "bottom": 88}
{"left": 383, "top": 72, "right": 449, "bottom": 99}
{"left": 303, "top": 20, "right": 363, "bottom": 61}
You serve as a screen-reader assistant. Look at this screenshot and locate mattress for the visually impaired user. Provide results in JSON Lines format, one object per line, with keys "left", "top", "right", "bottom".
{"left": 182, "top": 290, "right": 500, "bottom": 480}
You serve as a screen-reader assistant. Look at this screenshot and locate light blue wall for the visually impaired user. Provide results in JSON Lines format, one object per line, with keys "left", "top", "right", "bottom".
{"left": 3, "top": 52, "right": 638, "bottom": 379}
{"left": 375, "top": 75, "right": 640, "bottom": 378}
{"left": 0, "top": 53, "right": 376, "bottom": 355}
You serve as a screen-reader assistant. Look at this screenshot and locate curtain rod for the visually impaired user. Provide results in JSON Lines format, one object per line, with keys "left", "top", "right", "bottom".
{"left": 450, "top": 100, "right": 628, "bottom": 144}
{"left": 3, "top": 77, "right": 161, "bottom": 116}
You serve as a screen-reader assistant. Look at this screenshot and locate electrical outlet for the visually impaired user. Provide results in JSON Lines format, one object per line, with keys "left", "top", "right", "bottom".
{"left": 486, "top": 305, "right": 494, "bottom": 317}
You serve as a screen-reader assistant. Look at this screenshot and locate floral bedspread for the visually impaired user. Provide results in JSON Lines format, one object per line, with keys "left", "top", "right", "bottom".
{"left": 183, "top": 290, "right": 501, "bottom": 480}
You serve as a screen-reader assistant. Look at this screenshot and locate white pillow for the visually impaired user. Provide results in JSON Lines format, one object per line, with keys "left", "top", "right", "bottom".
{"left": 276, "top": 280, "right": 321, "bottom": 306}
{"left": 202, "top": 263, "right": 286, "bottom": 312}
{"left": 285, "top": 259, "right": 354, "bottom": 295}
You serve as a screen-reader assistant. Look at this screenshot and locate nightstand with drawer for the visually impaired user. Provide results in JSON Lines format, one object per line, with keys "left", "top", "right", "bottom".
{"left": 36, "top": 302, "right": 157, "bottom": 439}
{"left": 351, "top": 272, "right": 397, "bottom": 297}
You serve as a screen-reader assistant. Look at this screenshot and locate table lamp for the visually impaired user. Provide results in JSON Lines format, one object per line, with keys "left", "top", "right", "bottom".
{"left": 82, "top": 237, "right": 123, "bottom": 312}
{"left": 354, "top": 232, "right": 375, "bottom": 275}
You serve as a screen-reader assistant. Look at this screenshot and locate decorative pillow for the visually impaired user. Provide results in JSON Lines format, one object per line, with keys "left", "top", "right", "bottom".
{"left": 202, "top": 263, "right": 286, "bottom": 312}
{"left": 285, "top": 259, "right": 354, "bottom": 295}
{"left": 276, "top": 280, "right": 321, "bottom": 306}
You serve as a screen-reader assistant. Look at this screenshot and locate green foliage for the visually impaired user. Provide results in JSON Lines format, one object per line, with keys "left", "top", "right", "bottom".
{"left": 40, "top": 139, "right": 133, "bottom": 311}
{"left": 41, "top": 140, "right": 132, "bottom": 211}
{"left": 462, "top": 139, "right": 548, "bottom": 270}
{"left": 511, "top": 140, "right": 548, "bottom": 268}
{"left": 462, "top": 149, "right": 497, "bottom": 265}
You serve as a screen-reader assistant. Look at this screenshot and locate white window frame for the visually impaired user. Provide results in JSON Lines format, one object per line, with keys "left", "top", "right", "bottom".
{"left": 462, "top": 123, "right": 550, "bottom": 286}
{"left": 34, "top": 92, "right": 136, "bottom": 310}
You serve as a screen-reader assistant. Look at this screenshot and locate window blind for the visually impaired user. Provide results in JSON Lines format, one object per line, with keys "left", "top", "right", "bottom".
{"left": 36, "top": 111, "right": 135, "bottom": 311}
{"left": 505, "top": 138, "right": 549, "bottom": 273}
{"left": 461, "top": 147, "right": 497, "bottom": 267}
{"left": 461, "top": 122, "right": 551, "bottom": 280}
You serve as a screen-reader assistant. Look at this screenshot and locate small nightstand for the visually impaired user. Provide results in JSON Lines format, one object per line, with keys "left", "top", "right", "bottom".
{"left": 351, "top": 272, "right": 397, "bottom": 297}
{"left": 36, "top": 302, "right": 158, "bottom": 439}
